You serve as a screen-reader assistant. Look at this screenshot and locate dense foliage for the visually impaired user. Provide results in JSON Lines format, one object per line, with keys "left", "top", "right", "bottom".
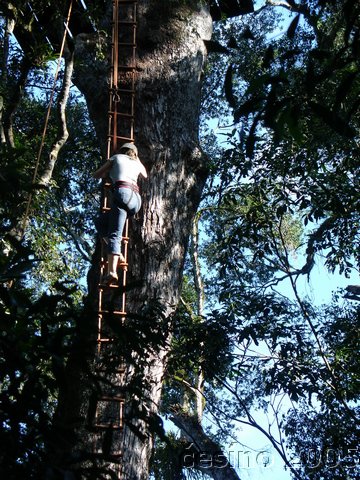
{"left": 160, "top": 1, "right": 360, "bottom": 479}
{"left": 0, "top": 37, "right": 101, "bottom": 476}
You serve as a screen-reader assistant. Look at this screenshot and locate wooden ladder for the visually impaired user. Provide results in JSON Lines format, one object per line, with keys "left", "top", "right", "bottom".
{"left": 92, "top": 0, "right": 138, "bottom": 474}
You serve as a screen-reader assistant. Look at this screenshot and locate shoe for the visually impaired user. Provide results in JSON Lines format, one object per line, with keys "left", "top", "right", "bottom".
{"left": 103, "top": 272, "right": 118, "bottom": 285}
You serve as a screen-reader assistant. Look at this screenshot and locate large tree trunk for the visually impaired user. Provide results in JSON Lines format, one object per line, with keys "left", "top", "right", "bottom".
{"left": 46, "top": 2, "right": 212, "bottom": 479}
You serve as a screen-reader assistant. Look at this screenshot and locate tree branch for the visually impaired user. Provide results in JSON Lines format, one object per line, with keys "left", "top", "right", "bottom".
{"left": 38, "top": 50, "right": 74, "bottom": 186}
{"left": 211, "top": 375, "right": 303, "bottom": 480}
{"left": 2, "top": 54, "right": 31, "bottom": 148}
{"left": 1, "top": 17, "right": 16, "bottom": 143}
{"left": 170, "top": 407, "right": 241, "bottom": 480}
{"left": 266, "top": 0, "right": 295, "bottom": 10}
{"left": 190, "top": 213, "right": 206, "bottom": 422}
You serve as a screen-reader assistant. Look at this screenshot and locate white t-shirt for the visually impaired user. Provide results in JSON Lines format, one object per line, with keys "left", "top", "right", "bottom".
{"left": 109, "top": 154, "right": 145, "bottom": 183}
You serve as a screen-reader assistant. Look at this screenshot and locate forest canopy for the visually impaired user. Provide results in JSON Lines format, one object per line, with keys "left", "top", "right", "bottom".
{"left": 0, "top": 1, "right": 359, "bottom": 479}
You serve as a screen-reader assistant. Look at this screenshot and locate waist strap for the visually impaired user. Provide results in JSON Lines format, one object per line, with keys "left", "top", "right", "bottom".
{"left": 113, "top": 180, "right": 139, "bottom": 193}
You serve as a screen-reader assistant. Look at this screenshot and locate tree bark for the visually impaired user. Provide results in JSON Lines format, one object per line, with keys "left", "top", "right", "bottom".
{"left": 171, "top": 410, "right": 241, "bottom": 480}
{"left": 38, "top": 51, "right": 74, "bottom": 186}
{"left": 0, "top": 16, "right": 15, "bottom": 144}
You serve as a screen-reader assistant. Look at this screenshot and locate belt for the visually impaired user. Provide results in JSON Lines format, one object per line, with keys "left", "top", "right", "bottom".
{"left": 113, "top": 180, "right": 139, "bottom": 193}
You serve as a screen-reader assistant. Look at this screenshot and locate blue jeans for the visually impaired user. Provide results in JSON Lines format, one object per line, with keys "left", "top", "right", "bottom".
{"left": 108, "top": 187, "right": 141, "bottom": 255}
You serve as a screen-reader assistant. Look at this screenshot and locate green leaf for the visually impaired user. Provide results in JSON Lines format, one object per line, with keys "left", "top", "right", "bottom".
{"left": 333, "top": 70, "right": 358, "bottom": 109}
{"left": 309, "top": 101, "right": 356, "bottom": 138}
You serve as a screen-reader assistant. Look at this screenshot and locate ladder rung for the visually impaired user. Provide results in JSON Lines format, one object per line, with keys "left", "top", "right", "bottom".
{"left": 96, "top": 369, "right": 126, "bottom": 376}
{"left": 93, "top": 451, "right": 123, "bottom": 459}
{"left": 98, "top": 283, "right": 122, "bottom": 289}
{"left": 113, "top": 88, "right": 136, "bottom": 94}
{"left": 93, "top": 423, "right": 123, "bottom": 430}
{"left": 97, "top": 338, "right": 113, "bottom": 343}
{"left": 108, "top": 451, "right": 122, "bottom": 458}
{"left": 108, "top": 112, "right": 135, "bottom": 118}
{"left": 110, "top": 65, "right": 136, "bottom": 73}
{"left": 92, "top": 451, "right": 123, "bottom": 460}
{"left": 103, "top": 452, "right": 123, "bottom": 460}
{"left": 117, "top": 64, "right": 136, "bottom": 70}
{"left": 94, "top": 355, "right": 126, "bottom": 366}
{"left": 114, "top": 135, "right": 135, "bottom": 142}
{"left": 99, "top": 395, "right": 125, "bottom": 402}
{"left": 99, "top": 310, "right": 127, "bottom": 315}
{"left": 108, "top": 135, "right": 134, "bottom": 142}
{"left": 96, "top": 367, "right": 125, "bottom": 376}
{"left": 110, "top": 64, "right": 136, "bottom": 71}
{"left": 118, "top": 42, "right": 136, "bottom": 47}
{"left": 117, "top": 21, "right": 137, "bottom": 25}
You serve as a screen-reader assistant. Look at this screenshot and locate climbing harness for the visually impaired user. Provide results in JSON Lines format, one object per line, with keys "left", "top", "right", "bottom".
{"left": 93, "top": 0, "right": 138, "bottom": 475}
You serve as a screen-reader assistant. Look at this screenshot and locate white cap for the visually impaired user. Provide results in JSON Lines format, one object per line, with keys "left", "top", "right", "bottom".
{"left": 120, "top": 143, "right": 138, "bottom": 155}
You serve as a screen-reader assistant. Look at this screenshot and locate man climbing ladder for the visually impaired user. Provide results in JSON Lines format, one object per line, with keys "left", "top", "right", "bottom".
{"left": 93, "top": 142, "right": 147, "bottom": 284}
